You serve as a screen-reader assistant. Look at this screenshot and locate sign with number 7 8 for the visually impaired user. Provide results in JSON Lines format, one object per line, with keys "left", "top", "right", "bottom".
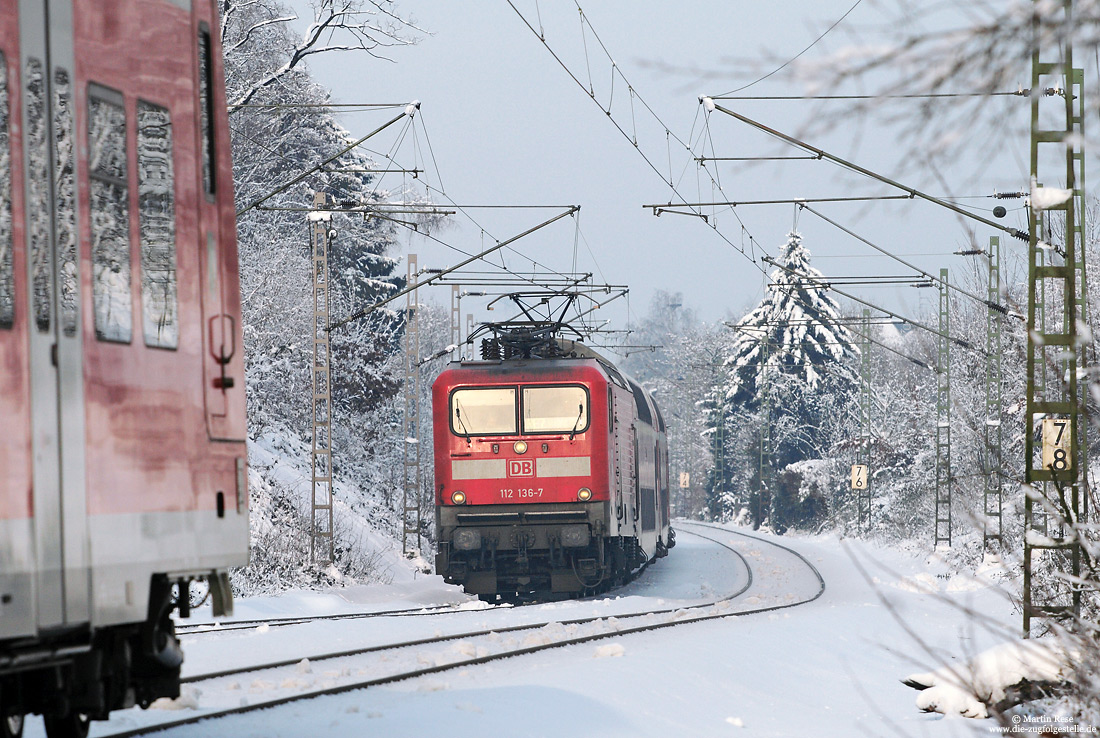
{"left": 1041, "top": 418, "right": 1073, "bottom": 472}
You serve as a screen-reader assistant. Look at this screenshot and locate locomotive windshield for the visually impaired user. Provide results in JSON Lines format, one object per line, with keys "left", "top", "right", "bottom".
{"left": 451, "top": 387, "right": 517, "bottom": 435}
{"left": 522, "top": 385, "right": 589, "bottom": 434}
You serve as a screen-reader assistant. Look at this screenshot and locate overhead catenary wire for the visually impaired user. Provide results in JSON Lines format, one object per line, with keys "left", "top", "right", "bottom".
{"left": 507, "top": 3, "right": 973, "bottom": 355}
{"left": 505, "top": 0, "right": 770, "bottom": 264}
{"left": 701, "top": 100, "right": 1030, "bottom": 243}
{"left": 761, "top": 255, "right": 982, "bottom": 355}
{"left": 711, "top": 92, "right": 1024, "bottom": 100}
{"left": 328, "top": 206, "right": 581, "bottom": 330}
{"left": 728, "top": 321, "right": 932, "bottom": 371}
{"left": 797, "top": 204, "right": 1017, "bottom": 318}
{"left": 717, "top": 0, "right": 862, "bottom": 96}
{"left": 236, "top": 107, "right": 416, "bottom": 217}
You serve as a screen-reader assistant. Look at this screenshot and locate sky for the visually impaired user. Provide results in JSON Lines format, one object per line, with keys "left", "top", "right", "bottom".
{"left": 286, "top": 1, "right": 1047, "bottom": 350}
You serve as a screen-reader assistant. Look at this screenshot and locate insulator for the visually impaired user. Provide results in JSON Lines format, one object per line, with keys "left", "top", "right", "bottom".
{"left": 480, "top": 339, "right": 501, "bottom": 361}
{"left": 993, "top": 192, "right": 1026, "bottom": 199}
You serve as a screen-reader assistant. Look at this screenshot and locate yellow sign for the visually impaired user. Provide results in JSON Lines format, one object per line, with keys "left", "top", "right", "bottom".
{"left": 679, "top": 472, "right": 690, "bottom": 488}
{"left": 1041, "top": 418, "right": 1073, "bottom": 472}
{"left": 851, "top": 464, "right": 868, "bottom": 490}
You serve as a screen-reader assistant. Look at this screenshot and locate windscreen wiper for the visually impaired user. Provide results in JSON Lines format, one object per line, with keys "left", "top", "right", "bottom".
{"left": 455, "top": 406, "right": 472, "bottom": 445}
{"left": 568, "top": 403, "right": 584, "bottom": 441}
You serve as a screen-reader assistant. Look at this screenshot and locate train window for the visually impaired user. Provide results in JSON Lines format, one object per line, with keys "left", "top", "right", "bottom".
{"left": 597, "top": 359, "right": 627, "bottom": 389}
{"left": 137, "top": 101, "right": 177, "bottom": 349}
{"left": 653, "top": 401, "right": 666, "bottom": 433}
{"left": 26, "top": 58, "right": 51, "bottom": 332}
{"left": 522, "top": 385, "right": 589, "bottom": 435}
{"left": 629, "top": 380, "right": 653, "bottom": 426}
{"left": 0, "top": 51, "right": 11, "bottom": 329}
{"left": 197, "top": 27, "right": 215, "bottom": 196}
{"left": 450, "top": 387, "right": 517, "bottom": 436}
{"left": 54, "top": 68, "right": 77, "bottom": 337}
{"left": 88, "top": 85, "right": 132, "bottom": 343}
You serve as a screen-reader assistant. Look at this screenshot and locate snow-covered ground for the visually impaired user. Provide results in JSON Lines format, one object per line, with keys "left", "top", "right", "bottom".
{"left": 27, "top": 523, "right": 1063, "bottom": 738}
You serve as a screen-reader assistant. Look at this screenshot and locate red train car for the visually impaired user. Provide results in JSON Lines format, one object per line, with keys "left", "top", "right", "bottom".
{"left": 433, "top": 339, "right": 672, "bottom": 601}
{"left": 0, "top": 1, "right": 247, "bottom": 735}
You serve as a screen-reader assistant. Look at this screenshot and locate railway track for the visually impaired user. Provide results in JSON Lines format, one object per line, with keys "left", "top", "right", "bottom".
{"left": 90, "top": 524, "right": 823, "bottom": 738}
{"left": 177, "top": 542, "right": 670, "bottom": 638}
{"left": 174, "top": 602, "right": 474, "bottom": 636}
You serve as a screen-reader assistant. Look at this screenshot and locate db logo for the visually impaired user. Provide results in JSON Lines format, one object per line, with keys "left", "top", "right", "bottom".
{"left": 508, "top": 459, "right": 534, "bottom": 477}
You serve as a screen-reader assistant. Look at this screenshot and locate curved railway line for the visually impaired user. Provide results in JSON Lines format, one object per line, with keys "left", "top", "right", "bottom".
{"left": 93, "top": 524, "right": 824, "bottom": 738}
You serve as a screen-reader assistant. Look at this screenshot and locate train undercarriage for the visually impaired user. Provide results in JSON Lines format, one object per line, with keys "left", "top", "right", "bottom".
{"left": 0, "top": 575, "right": 225, "bottom": 738}
{"left": 436, "top": 503, "right": 671, "bottom": 602}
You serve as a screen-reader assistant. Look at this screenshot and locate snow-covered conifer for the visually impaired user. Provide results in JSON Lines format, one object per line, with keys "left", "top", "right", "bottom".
{"left": 705, "top": 232, "right": 860, "bottom": 528}
{"left": 722, "top": 231, "right": 858, "bottom": 407}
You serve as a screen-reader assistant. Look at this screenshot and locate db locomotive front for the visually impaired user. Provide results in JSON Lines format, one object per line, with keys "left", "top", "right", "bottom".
{"left": 433, "top": 340, "right": 672, "bottom": 601}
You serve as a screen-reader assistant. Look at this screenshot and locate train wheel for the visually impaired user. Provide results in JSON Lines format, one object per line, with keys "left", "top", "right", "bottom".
{"left": 42, "top": 712, "right": 89, "bottom": 738}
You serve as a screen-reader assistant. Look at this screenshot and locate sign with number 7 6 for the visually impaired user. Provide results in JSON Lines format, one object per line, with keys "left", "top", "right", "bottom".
{"left": 1042, "top": 418, "right": 1073, "bottom": 472}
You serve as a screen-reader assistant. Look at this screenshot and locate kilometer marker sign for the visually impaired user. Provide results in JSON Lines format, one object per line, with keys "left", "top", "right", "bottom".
{"left": 1041, "top": 418, "right": 1073, "bottom": 472}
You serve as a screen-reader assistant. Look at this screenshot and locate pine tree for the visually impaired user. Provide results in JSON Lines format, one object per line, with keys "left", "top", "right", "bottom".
{"left": 723, "top": 232, "right": 857, "bottom": 407}
{"left": 705, "top": 232, "right": 860, "bottom": 528}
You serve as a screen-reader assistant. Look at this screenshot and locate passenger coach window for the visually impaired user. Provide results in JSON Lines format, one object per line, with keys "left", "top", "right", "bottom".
{"left": 0, "top": 51, "right": 12, "bottom": 329}
{"left": 197, "top": 28, "right": 215, "bottom": 195}
{"left": 88, "top": 85, "right": 132, "bottom": 343}
{"left": 137, "top": 101, "right": 177, "bottom": 348}
{"left": 451, "top": 388, "right": 517, "bottom": 436}
{"left": 54, "top": 68, "right": 77, "bottom": 337}
{"left": 522, "top": 386, "right": 589, "bottom": 434}
{"left": 26, "top": 58, "right": 50, "bottom": 332}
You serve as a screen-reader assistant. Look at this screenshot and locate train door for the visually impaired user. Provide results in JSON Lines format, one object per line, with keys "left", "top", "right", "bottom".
{"left": 612, "top": 387, "right": 636, "bottom": 535}
{"left": 629, "top": 427, "right": 639, "bottom": 536}
{"left": 195, "top": 21, "right": 245, "bottom": 441}
{"left": 0, "top": 2, "right": 34, "bottom": 642}
{"left": 18, "top": 0, "right": 89, "bottom": 631}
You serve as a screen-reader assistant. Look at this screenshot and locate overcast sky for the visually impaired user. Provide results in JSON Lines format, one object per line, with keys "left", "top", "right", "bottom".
{"left": 287, "top": 1, "right": 1042, "bottom": 349}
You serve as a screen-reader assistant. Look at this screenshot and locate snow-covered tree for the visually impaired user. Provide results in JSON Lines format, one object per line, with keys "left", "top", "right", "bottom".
{"left": 721, "top": 231, "right": 858, "bottom": 407}
{"left": 223, "top": 0, "right": 428, "bottom": 591}
{"left": 705, "top": 232, "right": 860, "bottom": 530}
{"left": 620, "top": 291, "right": 724, "bottom": 520}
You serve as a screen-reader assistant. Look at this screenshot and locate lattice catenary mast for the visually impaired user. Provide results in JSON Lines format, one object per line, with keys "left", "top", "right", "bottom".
{"left": 983, "top": 237, "right": 1004, "bottom": 547}
{"left": 402, "top": 254, "right": 422, "bottom": 556}
{"left": 857, "top": 308, "right": 873, "bottom": 531}
{"left": 1022, "top": 0, "right": 1089, "bottom": 634}
{"left": 309, "top": 191, "right": 335, "bottom": 565}
{"left": 934, "top": 268, "right": 952, "bottom": 548}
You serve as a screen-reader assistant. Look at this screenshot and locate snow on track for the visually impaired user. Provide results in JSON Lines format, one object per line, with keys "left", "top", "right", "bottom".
{"left": 27, "top": 524, "right": 1008, "bottom": 738}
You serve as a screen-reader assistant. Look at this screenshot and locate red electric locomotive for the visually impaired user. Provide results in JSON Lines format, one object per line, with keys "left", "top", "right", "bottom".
{"left": 0, "top": 2, "right": 247, "bottom": 735}
{"left": 433, "top": 332, "right": 673, "bottom": 601}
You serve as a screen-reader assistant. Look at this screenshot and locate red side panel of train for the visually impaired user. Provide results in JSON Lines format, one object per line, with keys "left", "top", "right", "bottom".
{"left": 0, "top": 0, "right": 248, "bottom": 728}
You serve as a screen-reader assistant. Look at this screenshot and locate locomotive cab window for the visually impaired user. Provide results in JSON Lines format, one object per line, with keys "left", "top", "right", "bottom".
{"left": 451, "top": 387, "right": 517, "bottom": 436}
{"left": 522, "top": 385, "right": 589, "bottom": 435}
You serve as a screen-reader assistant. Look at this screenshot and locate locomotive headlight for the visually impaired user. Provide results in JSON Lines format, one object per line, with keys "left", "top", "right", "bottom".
{"left": 451, "top": 490, "right": 467, "bottom": 505}
{"left": 513, "top": 441, "right": 528, "bottom": 454}
{"left": 577, "top": 487, "right": 593, "bottom": 501}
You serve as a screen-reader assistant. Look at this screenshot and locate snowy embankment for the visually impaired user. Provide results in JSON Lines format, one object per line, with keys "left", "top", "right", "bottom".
{"left": 904, "top": 638, "right": 1078, "bottom": 719}
{"left": 240, "top": 429, "right": 429, "bottom": 594}
{"left": 27, "top": 524, "right": 1089, "bottom": 738}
